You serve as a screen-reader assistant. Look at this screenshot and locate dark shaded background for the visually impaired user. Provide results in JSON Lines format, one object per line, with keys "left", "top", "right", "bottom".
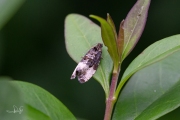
{"left": 0, "top": 0, "right": 180, "bottom": 119}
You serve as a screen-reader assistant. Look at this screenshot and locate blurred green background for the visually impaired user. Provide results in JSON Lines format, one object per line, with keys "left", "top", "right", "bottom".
{"left": 0, "top": 0, "right": 180, "bottom": 119}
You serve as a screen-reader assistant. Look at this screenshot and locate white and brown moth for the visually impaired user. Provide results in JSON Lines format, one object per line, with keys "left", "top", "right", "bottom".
{"left": 71, "top": 43, "right": 103, "bottom": 83}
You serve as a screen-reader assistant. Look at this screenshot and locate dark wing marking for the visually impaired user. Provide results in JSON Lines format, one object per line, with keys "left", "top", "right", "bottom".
{"left": 93, "top": 51, "right": 102, "bottom": 70}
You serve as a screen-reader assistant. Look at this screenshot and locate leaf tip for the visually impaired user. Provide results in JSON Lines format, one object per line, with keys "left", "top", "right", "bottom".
{"left": 89, "top": 14, "right": 95, "bottom": 18}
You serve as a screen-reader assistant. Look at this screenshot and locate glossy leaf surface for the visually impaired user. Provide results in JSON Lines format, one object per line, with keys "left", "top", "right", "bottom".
{"left": 12, "top": 81, "right": 76, "bottom": 120}
{"left": 116, "top": 35, "right": 180, "bottom": 97}
{"left": 113, "top": 49, "right": 180, "bottom": 120}
{"left": 122, "top": 0, "right": 151, "bottom": 60}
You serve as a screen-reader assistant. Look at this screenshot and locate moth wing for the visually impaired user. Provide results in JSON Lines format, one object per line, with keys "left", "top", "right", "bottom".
{"left": 71, "top": 67, "right": 77, "bottom": 79}
{"left": 71, "top": 62, "right": 89, "bottom": 79}
{"left": 78, "top": 67, "right": 96, "bottom": 83}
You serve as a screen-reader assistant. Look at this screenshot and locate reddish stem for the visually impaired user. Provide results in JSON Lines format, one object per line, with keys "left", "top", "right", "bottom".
{"left": 104, "top": 68, "right": 120, "bottom": 120}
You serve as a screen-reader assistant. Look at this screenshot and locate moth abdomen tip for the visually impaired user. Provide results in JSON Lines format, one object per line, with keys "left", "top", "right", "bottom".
{"left": 79, "top": 79, "right": 86, "bottom": 83}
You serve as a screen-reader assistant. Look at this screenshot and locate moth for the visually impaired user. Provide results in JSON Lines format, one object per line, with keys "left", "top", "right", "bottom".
{"left": 71, "top": 43, "right": 103, "bottom": 83}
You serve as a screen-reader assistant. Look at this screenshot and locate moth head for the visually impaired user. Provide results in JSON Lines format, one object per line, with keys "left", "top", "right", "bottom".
{"left": 97, "top": 43, "right": 103, "bottom": 49}
{"left": 94, "top": 43, "right": 103, "bottom": 51}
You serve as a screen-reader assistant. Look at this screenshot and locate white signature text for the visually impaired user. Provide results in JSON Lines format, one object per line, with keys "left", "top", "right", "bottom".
{"left": 6, "top": 105, "right": 23, "bottom": 114}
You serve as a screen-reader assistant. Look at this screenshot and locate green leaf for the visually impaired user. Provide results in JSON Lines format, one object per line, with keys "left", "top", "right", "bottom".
{"left": 26, "top": 105, "right": 51, "bottom": 120}
{"left": 12, "top": 81, "right": 76, "bottom": 120}
{"left": 113, "top": 49, "right": 180, "bottom": 120}
{"left": 122, "top": 0, "right": 151, "bottom": 60}
{"left": 0, "top": 0, "right": 25, "bottom": 30}
{"left": 90, "top": 15, "right": 120, "bottom": 72}
{"left": 117, "top": 20, "right": 124, "bottom": 61}
{"left": 116, "top": 34, "right": 180, "bottom": 97}
{"left": 158, "top": 107, "right": 180, "bottom": 120}
{"left": 0, "top": 80, "right": 25, "bottom": 120}
{"left": 107, "top": 14, "right": 125, "bottom": 61}
{"left": 65, "top": 14, "right": 113, "bottom": 98}
{"left": 107, "top": 13, "right": 117, "bottom": 40}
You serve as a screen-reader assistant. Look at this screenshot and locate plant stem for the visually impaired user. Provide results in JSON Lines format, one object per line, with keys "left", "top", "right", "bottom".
{"left": 104, "top": 67, "right": 120, "bottom": 120}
